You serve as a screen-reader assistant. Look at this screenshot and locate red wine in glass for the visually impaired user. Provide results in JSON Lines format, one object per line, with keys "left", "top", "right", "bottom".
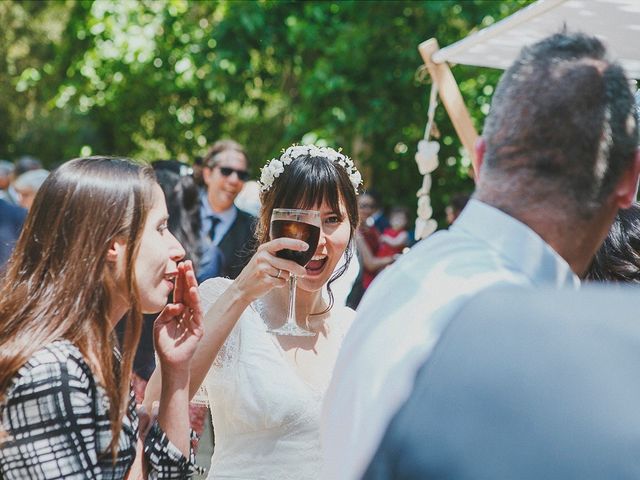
{"left": 268, "top": 208, "right": 321, "bottom": 336}
{"left": 271, "top": 219, "right": 320, "bottom": 266}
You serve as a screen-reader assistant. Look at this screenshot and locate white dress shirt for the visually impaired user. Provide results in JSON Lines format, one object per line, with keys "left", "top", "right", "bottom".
{"left": 321, "top": 200, "right": 580, "bottom": 480}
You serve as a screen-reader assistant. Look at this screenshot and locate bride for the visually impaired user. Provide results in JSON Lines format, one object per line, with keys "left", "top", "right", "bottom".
{"left": 146, "top": 144, "right": 361, "bottom": 478}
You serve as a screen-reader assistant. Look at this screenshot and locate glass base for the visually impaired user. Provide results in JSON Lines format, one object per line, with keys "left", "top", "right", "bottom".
{"left": 268, "top": 322, "right": 316, "bottom": 337}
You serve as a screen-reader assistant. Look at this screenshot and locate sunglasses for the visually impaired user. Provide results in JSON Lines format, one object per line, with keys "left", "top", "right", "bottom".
{"left": 217, "top": 166, "right": 250, "bottom": 181}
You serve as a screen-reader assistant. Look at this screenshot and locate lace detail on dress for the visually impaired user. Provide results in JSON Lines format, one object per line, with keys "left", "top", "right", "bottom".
{"left": 200, "top": 294, "right": 355, "bottom": 479}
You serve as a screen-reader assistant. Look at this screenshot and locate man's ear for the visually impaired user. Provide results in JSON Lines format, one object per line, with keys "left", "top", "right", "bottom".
{"left": 107, "top": 238, "right": 127, "bottom": 264}
{"left": 472, "top": 137, "right": 486, "bottom": 182}
{"left": 614, "top": 149, "right": 640, "bottom": 209}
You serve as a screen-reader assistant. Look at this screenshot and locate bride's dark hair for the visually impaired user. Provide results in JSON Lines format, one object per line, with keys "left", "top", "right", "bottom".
{"left": 257, "top": 152, "right": 359, "bottom": 312}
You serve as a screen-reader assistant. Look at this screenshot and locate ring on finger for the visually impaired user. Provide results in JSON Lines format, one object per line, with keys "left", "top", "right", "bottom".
{"left": 275, "top": 268, "right": 282, "bottom": 279}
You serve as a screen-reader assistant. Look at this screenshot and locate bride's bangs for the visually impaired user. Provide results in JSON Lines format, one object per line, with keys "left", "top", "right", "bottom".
{"left": 276, "top": 156, "right": 347, "bottom": 213}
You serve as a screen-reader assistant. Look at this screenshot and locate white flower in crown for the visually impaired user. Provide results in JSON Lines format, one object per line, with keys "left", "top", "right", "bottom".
{"left": 269, "top": 159, "right": 284, "bottom": 176}
{"left": 259, "top": 144, "right": 362, "bottom": 193}
{"left": 260, "top": 165, "right": 275, "bottom": 188}
{"left": 350, "top": 170, "right": 362, "bottom": 187}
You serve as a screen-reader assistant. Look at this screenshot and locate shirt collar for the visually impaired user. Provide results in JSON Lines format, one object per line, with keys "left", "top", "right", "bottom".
{"left": 452, "top": 199, "right": 580, "bottom": 289}
{"left": 200, "top": 190, "right": 237, "bottom": 222}
{"left": 200, "top": 190, "right": 237, "bottom": 223}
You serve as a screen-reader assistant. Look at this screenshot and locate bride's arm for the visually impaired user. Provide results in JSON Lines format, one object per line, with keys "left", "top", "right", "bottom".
{"left": 186, "top": 279, "right": 252, "bottom": 397}
{"left": 143, "top": 237, "right": 308, "bottom": 410}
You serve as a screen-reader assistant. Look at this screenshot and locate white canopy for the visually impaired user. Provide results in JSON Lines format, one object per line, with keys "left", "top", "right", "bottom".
{"left": 432, "top": 0, "right": 640, "bottom": 78}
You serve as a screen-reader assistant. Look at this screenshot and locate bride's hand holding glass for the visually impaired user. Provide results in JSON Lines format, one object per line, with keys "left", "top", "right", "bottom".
{"left": 231, "top": 236, "right": 308, "bottom": 304}
{"left": 268, "top": 208, "right": 321, "bottom": 336}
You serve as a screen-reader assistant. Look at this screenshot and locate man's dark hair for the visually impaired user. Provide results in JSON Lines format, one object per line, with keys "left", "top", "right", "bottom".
{"left": 587, "top": 203, "right": 640, "bottom": 283}
{"left": 481, "top": 31, "right": 638, "bottom": 218}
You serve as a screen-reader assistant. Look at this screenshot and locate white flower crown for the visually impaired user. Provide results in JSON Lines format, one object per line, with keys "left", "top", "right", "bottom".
{"left": 259, "top": 144, "right": 362, "bottom": 193}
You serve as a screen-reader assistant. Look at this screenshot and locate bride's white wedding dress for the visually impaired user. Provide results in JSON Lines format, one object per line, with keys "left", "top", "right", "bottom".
{"left": 199, "top": 277, "right": 354, "bottom": 480}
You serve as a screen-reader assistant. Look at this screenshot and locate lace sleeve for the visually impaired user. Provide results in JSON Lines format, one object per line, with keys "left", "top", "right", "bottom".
{"left": 198, "top": 277, "right": 241, "bottom": 372}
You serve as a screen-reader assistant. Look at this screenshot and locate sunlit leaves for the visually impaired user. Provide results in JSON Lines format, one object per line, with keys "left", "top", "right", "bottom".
{"left": 1, "top": 0, "right": 532, "bottom": 223}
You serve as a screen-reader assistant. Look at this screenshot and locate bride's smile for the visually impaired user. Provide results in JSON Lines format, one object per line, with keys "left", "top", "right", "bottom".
{"left": 298, "top": 200, "right": 351, "bottom": 293}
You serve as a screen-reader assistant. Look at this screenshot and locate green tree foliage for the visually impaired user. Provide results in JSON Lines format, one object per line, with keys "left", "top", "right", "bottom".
{"left": 0, "top": 0, "right": 531, "bottom": 224}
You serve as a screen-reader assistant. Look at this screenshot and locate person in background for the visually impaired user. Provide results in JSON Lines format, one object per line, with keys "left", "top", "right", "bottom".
{"left": 445, "top": 192, "right": 471, "bottom": 225}
{"left": 0, "top": 160, "right": 15, "bottom": 203}
{"left": 192, "top": 155, "right": 205, "bottom": 188}
{"left": 377, "top": 206, "right": 410, "bottom": 258}
{"left": 586, "top": 202, "right": 640, "bottom": 283}
{"left": 13, "top": 169, "right": 49, "bottom": 210}
{"left": 366, "top": 189, "right": 390, "bottom": 233}
{"left": 3, "top": 156, "right": 42, "bottom": 207}
{"left": 0, "top": 198, "right": 26, "bottom": 271}
{"left": 0, "top": 156, "right": 203, "bottom": 478}
{"left": 13, "top": 155, "right": 42, "bottom": 177}
{"left": 199, "top": 139, "right": 255, "bottom": 280}
{"left": 234, "top": 180, "right": 262, "bottom": 217}
{"left": 153, "top": 162, "right": 203, "bottom": 267}
{"left": 346, "top": 193, "right": 395, "bottom": 309}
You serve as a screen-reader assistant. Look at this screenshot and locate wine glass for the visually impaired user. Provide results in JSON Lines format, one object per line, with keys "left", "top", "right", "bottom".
{"left": 268, "top": 208, "right": 321, "bottom": 336}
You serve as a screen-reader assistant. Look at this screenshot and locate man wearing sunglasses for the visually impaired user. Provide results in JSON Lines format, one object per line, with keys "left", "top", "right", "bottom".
{"left": 200, "top": 139, "right": 256, "bottom": 280}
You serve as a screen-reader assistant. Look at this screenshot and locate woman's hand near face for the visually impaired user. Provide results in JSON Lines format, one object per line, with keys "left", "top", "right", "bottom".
{"left": 154, "top": 261, "right": 204, "bottom": 370}
{"left": 152, "top": 260, "right": 203, "bottom": 457}
{"left": 230, "top": 237, "right": 308, "bottom": 303}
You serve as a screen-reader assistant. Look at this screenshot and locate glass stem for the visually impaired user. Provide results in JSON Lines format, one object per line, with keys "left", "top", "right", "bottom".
{"left": 286, "top": 274, "right": 297, "bottom": 328}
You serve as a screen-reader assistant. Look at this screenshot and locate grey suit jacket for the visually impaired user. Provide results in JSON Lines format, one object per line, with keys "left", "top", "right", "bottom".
{"left": 365, "top": 286, "right": 640, "bottom": 480}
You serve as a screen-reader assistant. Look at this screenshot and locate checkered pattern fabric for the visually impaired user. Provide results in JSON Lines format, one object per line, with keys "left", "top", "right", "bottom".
{"left": 0, "top": 340, "right": 203, "bottom": 479}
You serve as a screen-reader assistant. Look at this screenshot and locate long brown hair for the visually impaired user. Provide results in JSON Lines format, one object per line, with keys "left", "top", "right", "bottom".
{"left": 0, "top": 157, "right": 155, "bottom": 456}
{"left": 257, "top": 150, "right": 359, "bottom": 311}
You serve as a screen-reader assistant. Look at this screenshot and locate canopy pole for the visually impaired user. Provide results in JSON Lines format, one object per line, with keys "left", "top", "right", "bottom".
{"left": 418, "top": 38, "right": 479, "bottom": 176}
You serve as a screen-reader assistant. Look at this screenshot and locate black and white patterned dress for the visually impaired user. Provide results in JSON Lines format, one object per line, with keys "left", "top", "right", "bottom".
{"left": 0, "top": 340, "right": 203, "bottom": 479}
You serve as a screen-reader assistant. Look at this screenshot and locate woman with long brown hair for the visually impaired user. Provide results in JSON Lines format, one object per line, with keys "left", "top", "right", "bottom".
{"left": 0, "top": 157, "right": 203, "bottom": 479}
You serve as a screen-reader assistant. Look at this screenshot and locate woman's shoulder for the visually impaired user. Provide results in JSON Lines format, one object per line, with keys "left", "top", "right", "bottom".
{"left": 22, "top": 339, "right": 88, "bottom": 370}
{"left": 10, "top": 340, "right": 94, "bottom": 395}
{"left": 199, "top": 276, "right": 234, "bottom": 310}
{"left": 199, "top": 276, "right": 233, "bottom": 296}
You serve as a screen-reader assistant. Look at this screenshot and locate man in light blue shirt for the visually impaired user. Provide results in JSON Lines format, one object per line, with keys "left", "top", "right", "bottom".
{"left": 322, "top": 31, "right": 640, "bottom": 480}
{"left": 198, "top": 139, "right": 255, "bottom": 280}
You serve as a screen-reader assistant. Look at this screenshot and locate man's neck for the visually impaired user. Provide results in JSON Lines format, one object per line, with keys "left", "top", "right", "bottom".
{"left": 202, "top": 194, "right": 235, "bottom": 216}
{"left": 475, "top": 185, "right": 617, "bottom": 278}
